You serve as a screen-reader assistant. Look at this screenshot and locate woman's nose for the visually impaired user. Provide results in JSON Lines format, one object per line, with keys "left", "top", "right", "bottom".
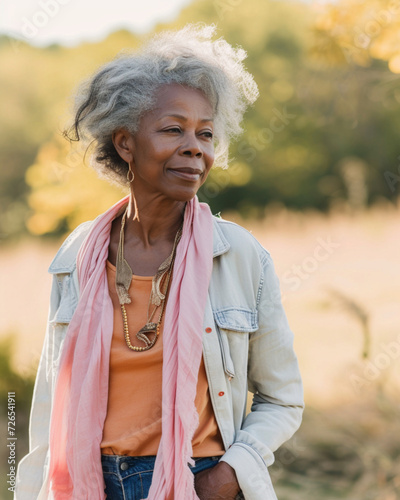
{"left": 179, "top": 134, "right": 203, "bottom": 158}
{"left": 181, "top": 148, "right": 203, "bottom": 158}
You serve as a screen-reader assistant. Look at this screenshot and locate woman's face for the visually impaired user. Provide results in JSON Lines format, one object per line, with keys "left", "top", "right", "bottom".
{"left": 115, "top": 83, "right": 215, "bottom": 203}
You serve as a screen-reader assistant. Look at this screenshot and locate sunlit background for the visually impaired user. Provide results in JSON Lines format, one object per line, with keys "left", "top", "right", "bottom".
{"left": 1, "top": 0, "right": 400, "bottom": 498}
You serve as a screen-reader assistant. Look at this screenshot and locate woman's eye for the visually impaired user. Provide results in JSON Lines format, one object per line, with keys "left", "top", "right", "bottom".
{"left": 163, "top": 127, "right": 213, "bottom": 138}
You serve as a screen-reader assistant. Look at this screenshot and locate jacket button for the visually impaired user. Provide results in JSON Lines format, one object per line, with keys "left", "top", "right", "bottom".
{"left": 205, "top": 327, "right": 212, "bottom": 333}
{"left": 218, "top": 391, "right": 225, "bottom": 397}
{"left": 120, "top": 462, "right": 129, "bottom": 471}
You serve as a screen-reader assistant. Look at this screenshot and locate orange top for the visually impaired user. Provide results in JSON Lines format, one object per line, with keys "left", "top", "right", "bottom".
{"left": 101, "top": 261, "right": 225, "bottom": 457}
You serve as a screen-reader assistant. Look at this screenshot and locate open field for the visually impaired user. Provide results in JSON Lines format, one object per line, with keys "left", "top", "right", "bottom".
{"left": 231, "top": 203, "right": 400, "bottom": 407}
{"left": 1, "top": 203, "right": 399, "bottom": 498}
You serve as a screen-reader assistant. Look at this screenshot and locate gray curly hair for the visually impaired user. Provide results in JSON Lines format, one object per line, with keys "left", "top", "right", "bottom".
{"left": 64, "top": 23, "right": 259, "bottom": 186}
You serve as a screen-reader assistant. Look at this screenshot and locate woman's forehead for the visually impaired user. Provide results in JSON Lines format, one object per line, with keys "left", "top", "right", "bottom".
{"left": 145, "top": 83, "right": 214, "bottom": 121}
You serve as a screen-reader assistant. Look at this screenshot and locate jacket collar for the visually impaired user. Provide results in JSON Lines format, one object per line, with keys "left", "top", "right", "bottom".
{"left": 49, "top": 216, "right": 230, "bottom": 274}
{"left": 212, "top": 216, "right": 230, "bottom": 257}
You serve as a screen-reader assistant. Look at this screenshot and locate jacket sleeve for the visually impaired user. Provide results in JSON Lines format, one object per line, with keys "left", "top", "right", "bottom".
{"left": 220, "top": 251, "right": 305, "bottom": 500}
{"left": 14, "top": 274, "right": 61, "bottom": 500}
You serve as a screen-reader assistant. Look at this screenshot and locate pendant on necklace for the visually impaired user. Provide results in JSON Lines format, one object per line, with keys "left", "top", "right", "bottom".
{"left": 136, "top": 322, "right": 158, "bottom": 346}
{"left": 138, "top": 322, "right": 158, "bottom": 335}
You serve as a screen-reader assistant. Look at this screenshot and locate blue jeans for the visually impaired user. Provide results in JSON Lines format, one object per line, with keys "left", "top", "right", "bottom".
{"left": 101, "top": 454, "right": 220, "bottom": 499}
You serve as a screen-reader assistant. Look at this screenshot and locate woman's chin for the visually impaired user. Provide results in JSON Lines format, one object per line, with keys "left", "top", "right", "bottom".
{"left": 166, "top": 186, "right": 200, "bottom": 203}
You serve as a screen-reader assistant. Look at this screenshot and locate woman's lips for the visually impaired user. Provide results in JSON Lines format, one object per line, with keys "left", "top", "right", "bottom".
{"left": 168, "top": 168, "right": 202, "bottom": 181}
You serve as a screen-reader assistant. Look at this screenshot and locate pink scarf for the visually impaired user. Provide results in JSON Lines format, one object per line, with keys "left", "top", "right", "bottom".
{"left": 48, "top": 195, "right": 214, "bottom": 499}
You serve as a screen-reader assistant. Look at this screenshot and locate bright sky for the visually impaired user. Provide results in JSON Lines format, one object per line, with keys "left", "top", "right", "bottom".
{"left": 0, "top": 0, "right": 193, "bottom": 47}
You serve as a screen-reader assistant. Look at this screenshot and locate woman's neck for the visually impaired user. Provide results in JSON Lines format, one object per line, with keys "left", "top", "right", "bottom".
{"left": 124, "top": 193, "right": 186, "bottom": 248}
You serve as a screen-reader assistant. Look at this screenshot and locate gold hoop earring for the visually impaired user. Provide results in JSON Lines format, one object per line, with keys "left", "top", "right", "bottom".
{"left": 127, "top": 161, "right": 140, "bottom": 222}
{"left": 127, "top": 163, "right": 134, "bottom": 183}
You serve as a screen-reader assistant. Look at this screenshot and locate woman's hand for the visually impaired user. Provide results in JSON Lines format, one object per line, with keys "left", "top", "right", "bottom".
{"left": 194, "top": 461, "right": 241, "bottom": 500}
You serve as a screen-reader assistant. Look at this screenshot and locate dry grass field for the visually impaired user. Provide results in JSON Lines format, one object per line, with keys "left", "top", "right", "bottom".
{"left": 1, "top": 203, "right": 399, "bottom": 498}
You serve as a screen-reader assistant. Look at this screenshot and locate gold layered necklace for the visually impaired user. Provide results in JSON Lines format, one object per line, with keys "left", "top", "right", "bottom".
{"left": 115, "top": 207, "right": 183, "bottom": 352}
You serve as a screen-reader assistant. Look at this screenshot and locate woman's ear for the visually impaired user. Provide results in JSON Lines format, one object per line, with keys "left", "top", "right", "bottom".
{"left": 112, "top": 128, "right": 134, "bottom": 164}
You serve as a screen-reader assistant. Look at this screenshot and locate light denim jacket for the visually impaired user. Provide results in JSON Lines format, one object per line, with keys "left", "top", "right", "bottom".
{"left": 15, "top": 215, "right": 304, "bottom": 500}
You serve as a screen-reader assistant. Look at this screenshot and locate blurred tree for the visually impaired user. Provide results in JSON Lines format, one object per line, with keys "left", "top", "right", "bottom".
{"left": 0, "top": 31, "right": 139, "bottom": 239}
{"left": 1, "top": 0, "right": 400, "bottom": 238}
{"left": 310, "top": 0, "right": 400, "bottom": 72}
{"left": 25, "top": 133, "right": 125, "bottom": 235}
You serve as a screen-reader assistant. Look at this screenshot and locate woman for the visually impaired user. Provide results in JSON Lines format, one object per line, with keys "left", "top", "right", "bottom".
{"left": 15, "top": 24, "right": 304, "bottom": 500}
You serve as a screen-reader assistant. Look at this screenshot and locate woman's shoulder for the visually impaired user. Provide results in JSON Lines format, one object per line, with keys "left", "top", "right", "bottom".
{"left": 48, "top": 220, "right": 95, "bottom": 274}
{"left": 212, "top": 215, "right": 271, "bottom": 263}
{"left": 47, "top": 215, "right": 271, "bottom": 274}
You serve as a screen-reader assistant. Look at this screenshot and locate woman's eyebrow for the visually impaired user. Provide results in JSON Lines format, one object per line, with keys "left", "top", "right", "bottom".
{"left": 160, "top": 113, "right": 213, "bottom": 123}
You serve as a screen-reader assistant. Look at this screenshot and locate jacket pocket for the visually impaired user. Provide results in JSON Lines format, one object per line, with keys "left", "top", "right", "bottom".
{"left": 213, "top": 308, "right": 258, "bottom": 379}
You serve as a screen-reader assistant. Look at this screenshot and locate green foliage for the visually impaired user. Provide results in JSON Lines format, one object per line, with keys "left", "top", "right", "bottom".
{"left": 1, "top": 0, "right": 400, "bottom": 238}
{"left": 0, "top": 335, "right": 35, "bottom": 417}
{"left": 0, "top": 30, "right": 139, "bottom": 238}
{"left": 0, "top": 335, "right": 35, "bottom": 498}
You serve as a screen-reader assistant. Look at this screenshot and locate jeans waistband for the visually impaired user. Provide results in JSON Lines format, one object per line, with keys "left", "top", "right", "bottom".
{"left": 101, "top": 454, "right": 157, "bottom": 474}
{"left": 101, "top": 454, "right": 221, "bottom": 475}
